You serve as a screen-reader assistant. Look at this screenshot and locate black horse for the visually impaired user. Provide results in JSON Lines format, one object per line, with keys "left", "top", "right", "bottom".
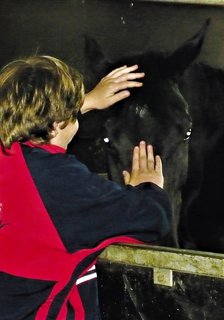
{"left": 179, "top": 61, "right": 224, "bottom": 253}
{"left": 69, "top": 20, "right": 210, "bottom": 248}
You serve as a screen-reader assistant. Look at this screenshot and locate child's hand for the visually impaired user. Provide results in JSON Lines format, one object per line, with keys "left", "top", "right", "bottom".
{"left": 81, "top": 65, "right": 145, "bottom": 113}
{"left": 122, "top": 141, "right": 164, "bottom": 189}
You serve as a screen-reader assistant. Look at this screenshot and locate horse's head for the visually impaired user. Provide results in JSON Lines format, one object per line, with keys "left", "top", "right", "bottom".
{"left": 84, "top": 20, "right": 210, "bottom": 246}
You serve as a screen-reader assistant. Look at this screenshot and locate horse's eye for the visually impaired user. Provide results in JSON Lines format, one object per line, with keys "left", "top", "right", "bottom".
{"left": 103, "top": 137, "right": 110, "bottom": 143}
{"left": 184, "top": 128, "right": 192, "bottom": 141}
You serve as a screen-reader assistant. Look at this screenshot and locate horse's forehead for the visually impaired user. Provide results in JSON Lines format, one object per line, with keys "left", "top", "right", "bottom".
{"left": 134, "top": 104, "right": 149, "bottom": 118}
{"left": 129, "top": 80, "right": 188, "bottom": 111}
{"left": 152, "top": 79, "right": 189, "bottom": 110}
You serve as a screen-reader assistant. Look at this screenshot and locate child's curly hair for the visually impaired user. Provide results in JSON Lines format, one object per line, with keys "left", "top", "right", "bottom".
{"left": 0, "top": 55, "right": 84, "bottom": 148}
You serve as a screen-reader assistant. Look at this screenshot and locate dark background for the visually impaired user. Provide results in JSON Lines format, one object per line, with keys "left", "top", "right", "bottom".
{"left": 1, "top": 0, "right": 224, "bottom": 76}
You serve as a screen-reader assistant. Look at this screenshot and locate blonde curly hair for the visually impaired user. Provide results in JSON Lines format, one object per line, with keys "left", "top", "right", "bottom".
{"left": 0, "top": 55, "right": 84, "bottom": 148}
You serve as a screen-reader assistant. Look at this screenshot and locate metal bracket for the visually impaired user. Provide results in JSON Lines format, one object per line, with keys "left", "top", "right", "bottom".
{"left": 153, "top": 268, "right": 173, "bottom": 287}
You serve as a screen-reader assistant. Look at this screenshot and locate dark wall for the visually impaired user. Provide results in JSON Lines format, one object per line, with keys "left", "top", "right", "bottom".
{"left": 1, "top": 0, "right": 224, "bottom": 79}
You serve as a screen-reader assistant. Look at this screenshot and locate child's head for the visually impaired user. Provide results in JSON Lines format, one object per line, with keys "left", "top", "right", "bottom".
{"left": 0, "top": 55, "right": 84, "bottom": 148}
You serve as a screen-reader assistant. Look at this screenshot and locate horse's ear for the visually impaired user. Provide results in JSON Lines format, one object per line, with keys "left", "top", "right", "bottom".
{"left": 84, "top": 36, "right": 111, "bottom": 82}
{"left": 165, "top": 18, "right": 210, "bottom": 78}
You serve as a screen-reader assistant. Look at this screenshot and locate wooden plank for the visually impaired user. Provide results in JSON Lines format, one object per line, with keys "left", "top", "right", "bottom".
{"left": 99, "top": 244, "right": 224, "bottom": 278}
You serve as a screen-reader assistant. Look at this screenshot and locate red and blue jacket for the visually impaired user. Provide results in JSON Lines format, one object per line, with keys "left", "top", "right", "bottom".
{"left": 0, "top": 142, "right": 171, "bottom": 319}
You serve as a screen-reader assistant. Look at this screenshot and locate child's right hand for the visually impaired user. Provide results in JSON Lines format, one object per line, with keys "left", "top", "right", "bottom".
{"left": 81, "top": 65, "right": 145, "bottom": 114}
{"left": 122, "top": 141, "right": 164, "bottom": 188}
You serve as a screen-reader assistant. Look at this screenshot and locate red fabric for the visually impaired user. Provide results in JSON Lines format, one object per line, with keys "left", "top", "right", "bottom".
{"left": 0, "top": 142, "right": 142, "bottom": 319}
{"left": 23, "top": 141, "right": 67, "bottom": 154}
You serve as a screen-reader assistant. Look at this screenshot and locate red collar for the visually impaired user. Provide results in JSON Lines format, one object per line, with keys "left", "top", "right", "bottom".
{"left": 23, "top": 141, "right": 66, "bottom": 154}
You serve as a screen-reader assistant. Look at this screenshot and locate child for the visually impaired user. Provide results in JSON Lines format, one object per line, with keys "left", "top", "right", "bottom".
{"left": 0, "top": 56, "right": 171, "bottom": 319}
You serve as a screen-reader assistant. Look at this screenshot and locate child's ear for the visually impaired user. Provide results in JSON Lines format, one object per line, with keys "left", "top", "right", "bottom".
{"left": 51, "top": 121, "right": 60, "bottom": 137}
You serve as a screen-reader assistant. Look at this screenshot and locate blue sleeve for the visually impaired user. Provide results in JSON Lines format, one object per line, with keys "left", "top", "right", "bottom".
{"left": 25, "top": 151, "right": 172, "bottom": 252}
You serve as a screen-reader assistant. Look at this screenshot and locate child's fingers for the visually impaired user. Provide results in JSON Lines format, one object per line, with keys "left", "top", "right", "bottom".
{"left": 132, "top": 146, "right": 140, "bottom": 171}
{"left": 122, "top": 170, "right": 130, "bottom": 185}
{"left": 106, "top": 65, "right": 143, "bottom": 79}
{"left": 147, "top": 144, "right": 155, "bottom": 169}
{"left": 155, "top": 155, "right": 163, "bottom": 174}
{"left": 139, "top": 141, "right": 147, "bottom": 169}
{"left": 106, "top": 65, "right": 127, "bottom": 77}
